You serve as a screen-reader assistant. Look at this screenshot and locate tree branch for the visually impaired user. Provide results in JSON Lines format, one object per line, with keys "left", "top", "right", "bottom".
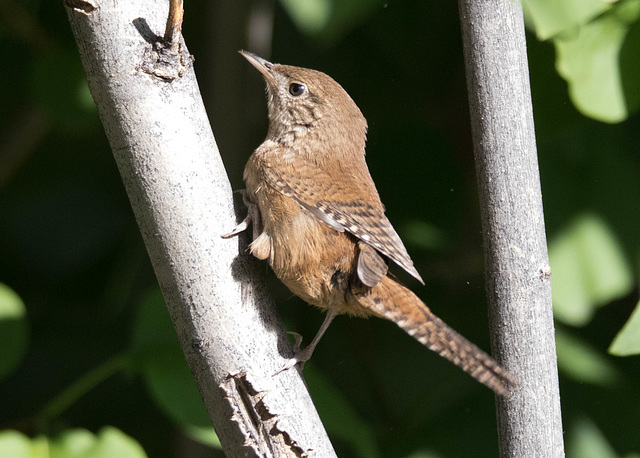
{"left": 458, "top": 0, "right": 564, "bottom": 456}
{"left": 65, "top": 0, "right": 336, "bottom": 455}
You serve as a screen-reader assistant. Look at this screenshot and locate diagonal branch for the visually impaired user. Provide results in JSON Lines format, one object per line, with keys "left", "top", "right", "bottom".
{"left": 65, "top": 0, "right": 336, "bottom": 456}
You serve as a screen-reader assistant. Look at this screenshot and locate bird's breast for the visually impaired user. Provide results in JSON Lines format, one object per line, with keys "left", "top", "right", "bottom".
{"left": 251, "top": 182, "right": 359, "bottom": 309}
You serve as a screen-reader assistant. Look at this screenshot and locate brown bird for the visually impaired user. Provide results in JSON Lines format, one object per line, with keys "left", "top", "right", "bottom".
{"left": 224, "top": 50, "right": 516, "bottom": 396}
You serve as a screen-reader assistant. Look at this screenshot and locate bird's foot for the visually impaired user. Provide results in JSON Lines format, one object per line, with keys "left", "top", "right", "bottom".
{"left": 273, "top": 332, "right": 314, "bottom": 376}
{"left": 221, "top": 216, "right": 250, "bottom": 238}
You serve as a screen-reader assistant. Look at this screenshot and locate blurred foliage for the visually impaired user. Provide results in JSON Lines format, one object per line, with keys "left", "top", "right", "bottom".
{"left": 0, "top": 283, "right": 29, "bottom": 379}
{"left": 0, "top": 0, "right": 639, "bottom": 457}
{"left": 609, "top": 299, "right": 640, "bottom": 356}
{"left": 523, "top": 0, "right": 640, "bottom": 122}
{"left": 0, "top": 427, "right": 146, "bottom": 458}
{"left": 549, "top": 214, "right": 633, "bottom": 325}
{"left": 279, "top": 0, "right": 387, "bottom": 46}
{"left": 130, "top": 290, "right": 220, "bottom": 448}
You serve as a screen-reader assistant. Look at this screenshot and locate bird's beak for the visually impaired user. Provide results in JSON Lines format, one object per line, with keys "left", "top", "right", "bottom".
{"left": 239, "top": 50, "right": 275, "bottom": 83}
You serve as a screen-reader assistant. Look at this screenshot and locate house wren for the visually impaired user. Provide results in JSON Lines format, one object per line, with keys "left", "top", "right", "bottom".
{"left": 224, "top": 51, "right": 516, "bottom": 396}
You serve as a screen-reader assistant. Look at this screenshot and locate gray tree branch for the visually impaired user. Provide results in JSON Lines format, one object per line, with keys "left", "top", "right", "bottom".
{"left": 458, "top": 0, "right": 564, "bottom": 456}
{"left": 65, "top": 0, "right": 336, "bottom": 456}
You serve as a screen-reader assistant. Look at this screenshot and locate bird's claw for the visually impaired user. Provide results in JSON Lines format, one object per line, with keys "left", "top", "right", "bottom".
{"left": 273, "top": 332, "right": 312, "bottom": 376}
{"left": 221, "top": 190, "right": 253, "bottom": 239}
{"left": 288, "top": 331, "right": 304, "bottom": 352}
{"left": 221, "top": 217, "right": 250, "bottom": 238}
{"left": 273, "top": 358, "right": 300, "bottom": 376}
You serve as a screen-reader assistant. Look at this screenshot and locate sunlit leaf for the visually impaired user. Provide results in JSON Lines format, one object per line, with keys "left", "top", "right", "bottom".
{"left": 50, "top": 427, "right": 146, "bottom": 458}
{"left": 568, "top": 417, "right": 618, "bottom": 458}
{"left": 405, "top": 450, "right": 444, "bottom": 458}
{"left": 523, "top": 0, "right": 640, "bottom": 122}
{"left": 0, "top": 430, "right": 40, "bottom": 458}
{"left": 554, "top": 0, "right": 640, "bottom": 123}
{"left": 556, "top": 328, "right": 621, "bottom": 386}
{"left": 0, "top": 428, "right": 146, "bottom": 458}
{"left": 279, "top": 0, "right": 332, "bottom": 34}
{"left": 549, "top": 214, "right": 633, "bottom": 326}
{"left": 522, "top": 0, "right": 613, "bottom": 40}
{"left": 0, "top": 283, "right": 29, "bottom": 380}
{"left": 279, "top": 0, "right": 387, "bottom": 46}
{"left": 130, "top": 290, "right": 220, "bottom": 448}
{"left": 609, "top": 300, "right": 640, "bottom": 356}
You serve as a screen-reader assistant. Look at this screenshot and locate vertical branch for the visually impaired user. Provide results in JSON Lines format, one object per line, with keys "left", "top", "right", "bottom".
{"left": 65, "top": 0, "right": 336, "bottom": 456}
{"left": 458, "top": 0, "right": 564, "bottom": 456}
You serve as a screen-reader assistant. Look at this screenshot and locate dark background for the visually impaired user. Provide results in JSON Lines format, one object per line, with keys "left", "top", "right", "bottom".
{"left": 1, "top": 0, "right": 639, "bottom": 456}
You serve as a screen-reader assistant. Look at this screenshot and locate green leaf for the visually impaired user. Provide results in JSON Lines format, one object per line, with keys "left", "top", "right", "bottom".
{"left": 279, "top": 0, "right": 332, "bottom": 34}
{"left": 0, "top": 283, "right": 29, "bottom": 380}
{"left": 401, "top": 220, "right": 449, "bottom": 251}
{"left": 554, "top": 0, "right": 640, "bottom": 123}
{"left": 609, "top": 300, "right": 640, "bottom": 356}
{"left": 278, "top": 0, "right": 386, "bottom": 46}
{"left": 0, "top": 430, "right": 42, "bottom": 458}
{"left": 556, "top": 328, "right": 621, "bottom": 386}
{"left": 405, "top": 451, "right": 444, "bottom": 458}
{"left": 141, "top": 345, "right": 219, "bottom": 448}
{"left": 568, "top": 417, "right": 618, "bottom": 458}
{"left": 549, "top": 214, "right": 633, "bottom": 326}
{"left": 28, "top": 48, "right": 99, "bottom": 135}
{"left": 130, "top": 290, "right": 220, "bottom": 448}
{"left": 522, "top": 0, "right": 613, "bottom": 40}
{"left": 0, "top": 428, "right": 146, "bottom": 458}
{"left": 130, "top": 289, "right": 176, "bottom": 363}
{"left": 305, "top": 365, "right": 382, "bottom": 458}
{"left": 50, "top": 427, "right": 146, "bottom": 458}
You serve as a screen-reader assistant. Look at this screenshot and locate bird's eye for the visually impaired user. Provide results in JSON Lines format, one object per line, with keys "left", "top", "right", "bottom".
{"left": 289, "top": 83, "right": 306, "bottom": 97}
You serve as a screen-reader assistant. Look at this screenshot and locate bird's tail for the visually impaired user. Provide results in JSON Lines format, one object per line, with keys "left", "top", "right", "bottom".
{"left": 356, "top": 275, "right": 516, "bottom": 396}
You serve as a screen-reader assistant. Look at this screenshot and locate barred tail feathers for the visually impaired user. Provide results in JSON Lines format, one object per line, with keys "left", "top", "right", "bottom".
{"left": 359, "top": 276, "right": 516, "bottom": 396}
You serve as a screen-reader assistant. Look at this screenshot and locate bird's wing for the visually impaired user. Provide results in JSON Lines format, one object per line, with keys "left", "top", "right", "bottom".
{"left": 262, "top": 157, "right": 424, "bottom": 285}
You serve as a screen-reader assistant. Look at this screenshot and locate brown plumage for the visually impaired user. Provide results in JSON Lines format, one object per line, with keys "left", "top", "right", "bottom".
{"left": 224, "top": 51, "right": 516, "bottom": 396}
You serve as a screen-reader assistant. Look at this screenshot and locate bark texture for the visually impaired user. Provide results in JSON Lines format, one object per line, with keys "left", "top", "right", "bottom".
{"left": 65, "top": 1, "right": 336, "bottom": 456}
{"left": 458, "top": 0, "right": 565, "bottom": 456}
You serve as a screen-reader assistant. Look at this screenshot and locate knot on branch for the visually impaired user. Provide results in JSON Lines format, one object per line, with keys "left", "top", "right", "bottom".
{"left": 141, "top": 40, "right": 191, "bottom": 81}
{"left": 133, "top": 17, "right": 192, "bottom": 82}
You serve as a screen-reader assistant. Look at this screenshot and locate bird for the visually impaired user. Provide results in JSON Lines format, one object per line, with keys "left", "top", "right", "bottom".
{"left": 223, "top": 50, "right": 516, "bottom": 396}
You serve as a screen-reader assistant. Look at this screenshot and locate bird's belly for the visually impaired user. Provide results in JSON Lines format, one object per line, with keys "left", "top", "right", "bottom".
{"left": 267, "top": 210, "right": 358, "bottom": 311}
